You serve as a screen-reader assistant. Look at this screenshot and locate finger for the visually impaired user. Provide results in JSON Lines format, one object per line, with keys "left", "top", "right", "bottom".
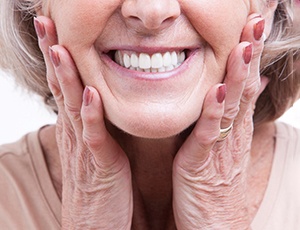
{"left": 221, "top": 42, "right": 252, "bottom": 128}
{"left": 49, "top": 45, "right": 84, "bottom": 134}
{"left": 241, "top": 14, "right": 265, "bottom": 61}
{"left": 252, "top": 76, "right": 270, "bottom": 109}
{"left": 175, "top": 84, "right": 225, "bottom": 171}
{"left": 238, "top": 15, "right": 266, "bottom": 118}
{"left": 34, "top": 16, "right": 60, "bottom": 97}
{"left": 81, "top": 86, "right": 128, "bottom": 171}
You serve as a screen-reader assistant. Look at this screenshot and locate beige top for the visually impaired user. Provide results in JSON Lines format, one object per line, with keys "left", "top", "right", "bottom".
{"left": 0, "top": 122, "right": 299, "bottom": 229}
{"left": 0, "top": 130, "right": 61, "bottom": 229}
{"left": 251, "top": 122, "right": 300, "bottom": 230}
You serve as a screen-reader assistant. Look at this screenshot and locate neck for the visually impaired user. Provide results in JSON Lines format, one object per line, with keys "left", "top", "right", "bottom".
{"left": 107, "top": 123, "right": 187, "bottom": 229}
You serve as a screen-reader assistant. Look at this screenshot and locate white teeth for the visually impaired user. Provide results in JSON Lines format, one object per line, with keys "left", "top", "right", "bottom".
{"left": 158, "top": 67, "right": 166, "bottom": 72}
{"left": 151, "top": 53, "right": 163, "bottom": 68}
{"left": 114, "top": 50, "right": 186, "bottom": 73}
{"left": 163, "top": 52, "right": 172, "bottom": 67}
{"left": 115, "top": 51, "right": 124, "bottom": 66}
{"left": 131, "top": 53, "right": 139, "bottom": 68}
{"left": 124, "top": 54, "right": 131, "bottom": 68}
{"left": 139, "top": 53, "right": 151, "bottom": 69}
{"left": 180, "top": 52, "right": 186, "bottom": 63}
{"left": 171, "top": 51, "right": 178, "bottom": 66}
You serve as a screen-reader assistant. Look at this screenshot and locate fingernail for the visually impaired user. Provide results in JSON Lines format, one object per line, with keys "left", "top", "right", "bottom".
{"left": 49, "top": 47, "right": 60, "bottom": 68}
{"left": 249, "top": 14, "right": 262, "bottom": 20}
{"left": 243, "top": 43, "right": 253, "bottom": 65}
{"left": 34, "top": 17, "right": 45, "bottom": 39}
{"left": 83, "top": 86, "right": 93, "bottom": 106}
{"left": 254, "top": 19, "right": 265, "bottom": 41}
{"left": 217, "top": 84, "right": 227, "bottom": 103}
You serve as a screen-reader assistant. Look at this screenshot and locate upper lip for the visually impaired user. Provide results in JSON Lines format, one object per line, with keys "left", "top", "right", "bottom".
{"left": 101, "top": 46, "right": 199, "bottom": 55}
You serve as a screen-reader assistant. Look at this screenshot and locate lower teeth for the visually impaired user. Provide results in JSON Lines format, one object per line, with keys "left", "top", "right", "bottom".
{"left": 129, "top": 64, "right": 181, "bottom": 73}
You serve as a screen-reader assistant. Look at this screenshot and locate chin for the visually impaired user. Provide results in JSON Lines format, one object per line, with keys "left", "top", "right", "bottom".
{"left": 107, "top": 108, "right": 199, "bottom": 139}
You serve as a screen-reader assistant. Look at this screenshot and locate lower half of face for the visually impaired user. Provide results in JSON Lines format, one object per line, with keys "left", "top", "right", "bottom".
{"left": 80, "top": 46, "right": 223, "bottom": 138}
{"left": 51, "top": 0, "right": 249, "bottom": 138}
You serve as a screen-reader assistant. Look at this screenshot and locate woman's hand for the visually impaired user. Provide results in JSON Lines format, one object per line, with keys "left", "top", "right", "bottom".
{"left": 173, "top": 15, "right": 267, "bottom": 229}
{"left": 34, "top": 16, "right": 133, "bottom": 229}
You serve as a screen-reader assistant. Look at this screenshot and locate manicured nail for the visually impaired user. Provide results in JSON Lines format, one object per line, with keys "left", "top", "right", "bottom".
{"left": 83, "top": 86, "right": 93, "bottom": 106}
{"left": 34, "top": 17, "right": 45, "bottom": 39}
{"left": 253, "top": 19, "right": 265, "bottom": 41}
{"left": 248, "top": 14, "right": 262, "bottom": 21}
{"left": 243, "top": 43, "right": 253, "bottom": 65}
{"left": 217, "top": 84, "right": 227, "bottom": 103}
{"left": 49, "top": 47, "right": 60, "bottom": 68}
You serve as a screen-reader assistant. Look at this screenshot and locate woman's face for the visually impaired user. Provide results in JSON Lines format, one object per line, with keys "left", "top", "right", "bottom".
{"left": 46, "top": 0, "right": 266, "bottom": 138}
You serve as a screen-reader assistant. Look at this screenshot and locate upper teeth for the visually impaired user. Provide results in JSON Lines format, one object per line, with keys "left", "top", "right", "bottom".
{"left": 114, "top": 51, "right": 186, "bottom": 73}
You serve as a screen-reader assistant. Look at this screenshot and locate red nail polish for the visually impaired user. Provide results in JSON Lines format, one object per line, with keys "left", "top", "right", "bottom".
{"left": 243, "top": 43, "right": 253, "bottom": 65}
{"left": 34, "top": 17, "right": 45, "bottom": 39}
{"left": 83, "top": 86, "right": 93, "bottom": 106}
{"left": 217, "top": 84, "right": 226, "bottom": 103}
{"left": 49, "top": 47, "right": 60, "bottom": 68}
{"left": 254, "top": 19, "right": 265, "bottom": 41}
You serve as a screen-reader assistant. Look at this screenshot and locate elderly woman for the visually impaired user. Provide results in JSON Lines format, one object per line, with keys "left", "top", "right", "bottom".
{"left": 0, "top": 0, "right": 299, "bottom": 229}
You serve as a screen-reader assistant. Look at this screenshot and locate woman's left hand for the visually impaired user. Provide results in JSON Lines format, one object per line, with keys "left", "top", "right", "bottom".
{"left": 173, "top": 15, "right": 267, "bottom": 229}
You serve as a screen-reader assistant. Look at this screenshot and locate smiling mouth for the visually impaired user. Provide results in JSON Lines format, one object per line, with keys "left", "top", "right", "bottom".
{"left": 107, "top": 50, "right": 188, "bottom": 73}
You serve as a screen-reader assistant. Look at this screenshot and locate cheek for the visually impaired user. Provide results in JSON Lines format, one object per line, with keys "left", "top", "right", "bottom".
{"left": 50, "top": 1, "right": 121, "bottom": 49}
{"left": 181, "top": 0, "right": 248, "bottom": 58}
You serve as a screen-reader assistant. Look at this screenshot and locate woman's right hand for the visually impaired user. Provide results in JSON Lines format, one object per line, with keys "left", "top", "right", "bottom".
{"left": 34, "top": 16, "right": 133, "bottom": 229}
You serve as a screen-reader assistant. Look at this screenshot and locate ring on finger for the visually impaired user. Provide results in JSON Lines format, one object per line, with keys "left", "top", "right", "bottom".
{"left": 217, "top": 123, "right": 233, "bottom": 141}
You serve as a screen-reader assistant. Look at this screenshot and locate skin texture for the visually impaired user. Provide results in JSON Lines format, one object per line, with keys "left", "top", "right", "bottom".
{"left": 35, "top": 0, "right": 278, "bottom": 229}
{"left": 45, "top": 0, "right": 253, "bottom": 138}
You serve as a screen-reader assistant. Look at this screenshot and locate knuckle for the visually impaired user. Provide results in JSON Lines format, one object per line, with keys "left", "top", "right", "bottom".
{"left": 57, "top": 73, "right": 72, "bottom": 87}
{"left": 62, "top": 128, "right": 77, "bottom": 152}
{"left": 82, "top": 111, "right": 98, "bottom": 125}
{"left": 193, "top": 129, "right": 217, "bottom": 150}
{"left": 208, "top": 110, "right": 223, "bottom": 120}
{"left": 47, "top": 79, "right": 61, "bottom": 98}
{"left": 65, "top": 102, "right": 81, "bottom": 121}
{"left": 54, "top": 92, "right": 64, "bottom": 104}
{"left": 83, "top": 132, "right": 106, "bottom": 151}
{"left": 224, "top": 103, "right": 240, "bottom": 120}
{"left": 243, "top": 80, "right": 261, "bottom": 101}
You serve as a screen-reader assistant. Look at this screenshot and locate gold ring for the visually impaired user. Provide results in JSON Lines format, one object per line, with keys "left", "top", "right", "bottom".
{"left": 218, "top": 123, "right": 233, "bottom": 141}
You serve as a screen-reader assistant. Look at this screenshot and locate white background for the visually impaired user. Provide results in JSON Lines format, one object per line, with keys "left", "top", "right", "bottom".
{"left": 0, "top": 70, "right": 299, "bottom": 145}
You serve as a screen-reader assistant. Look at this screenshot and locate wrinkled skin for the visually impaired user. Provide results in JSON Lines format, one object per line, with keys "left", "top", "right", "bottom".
{"left": 34, "top": 0, "right": 276, "bottom": 228}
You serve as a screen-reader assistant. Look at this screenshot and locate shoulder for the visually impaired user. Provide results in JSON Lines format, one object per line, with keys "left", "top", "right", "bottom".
{"left": 275, "top": 122, "right": 300, "bottom": 156}
{"left": 0, "top": 129, "right": 41, "bottom": 157}
{"left": 0, "top": 130, "right": 41, "bottom": 172}
{"left": 251, "top": 122, "right": 300, "bottom": 230}
{"left": 0, "top": 129, "right": 61, "bottom": 229}
{"left": 276, "top": 121, "right": 300, "bottom": 138}
{"left": 274, "top": 122, "right": 300, "bottom": 204}
{"left": 0, "top": 135, "right": 29, "bottom": 159}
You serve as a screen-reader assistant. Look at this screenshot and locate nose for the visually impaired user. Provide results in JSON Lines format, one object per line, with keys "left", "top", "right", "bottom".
{"left": 121, "top": 0, "right": 181, "bottom": 30}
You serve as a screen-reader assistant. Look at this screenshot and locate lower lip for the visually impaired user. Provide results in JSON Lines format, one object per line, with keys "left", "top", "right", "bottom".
{"left": 100, "top": 49, "right": 200, "bottom": 81}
